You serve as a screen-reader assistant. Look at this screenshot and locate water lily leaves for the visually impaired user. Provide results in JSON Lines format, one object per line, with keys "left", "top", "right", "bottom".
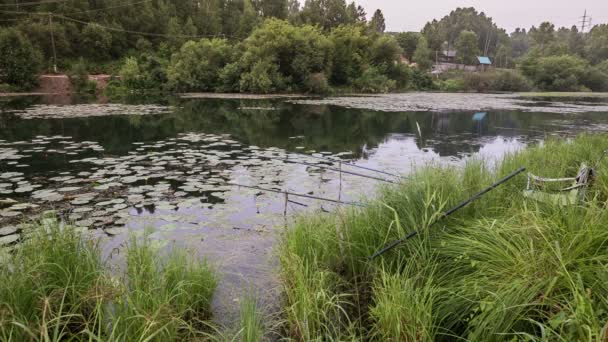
{"left": 104, "top": 227, "right": 127, "bottom": 236}
{"left": 0, "top": 210, "right": 21, "bottom": 218}
{"left": 0, "top": 226, "right": 18, "bottom": 236}
{"left": 73, "top": 207, "right": 93, "bottom": 214}
{"left": 0, "top": 234, "right": 19, "bottom": 246}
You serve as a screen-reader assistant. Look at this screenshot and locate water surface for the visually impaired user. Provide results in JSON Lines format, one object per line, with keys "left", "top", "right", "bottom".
{"left": 1, "top": 93, "right": 607, "bottom": 325}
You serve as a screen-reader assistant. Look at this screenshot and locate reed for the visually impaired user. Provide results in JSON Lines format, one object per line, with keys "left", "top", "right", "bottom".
{"left": 279, "top": 134, "right": 608, "bottom": 340}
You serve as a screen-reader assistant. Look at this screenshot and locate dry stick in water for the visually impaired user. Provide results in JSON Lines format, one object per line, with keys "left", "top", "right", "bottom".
{"left": 286, "top": 151, "right": 405, "bottom": 179}
{"left": 369, "top": 167, "right": 527, "bottom": 260}
{"left": 226, "top": 183, "right": 368, "bottom": 207}
{"left": 262, "top": 156, "right": 396, "bottom": 184}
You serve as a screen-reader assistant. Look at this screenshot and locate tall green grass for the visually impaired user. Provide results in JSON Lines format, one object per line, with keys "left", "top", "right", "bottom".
{"left": 279, "top": 134, "right": 608, "bottom": 340}
{"left": 0, "top": 224, "right": 218, "bottom": 341}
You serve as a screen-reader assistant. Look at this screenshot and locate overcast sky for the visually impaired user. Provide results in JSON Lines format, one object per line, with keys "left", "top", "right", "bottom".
{"left": 355, "top": 0, "right": 608, "bottom": 33}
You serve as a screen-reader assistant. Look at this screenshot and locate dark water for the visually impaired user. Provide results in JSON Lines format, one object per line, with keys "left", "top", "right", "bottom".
{"left": 1, "top": 93, "right": 607, "bottom": 326}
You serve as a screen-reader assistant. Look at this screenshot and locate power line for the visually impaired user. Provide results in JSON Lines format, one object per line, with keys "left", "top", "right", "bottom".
{"left": 57, "top": 14, "right": 230, "bottom": 39}
{"left": 0, "top": 0, "right": 68, "bottom": 7}
{"left": 63, "top": 0, "right": 154, "bottom": 15}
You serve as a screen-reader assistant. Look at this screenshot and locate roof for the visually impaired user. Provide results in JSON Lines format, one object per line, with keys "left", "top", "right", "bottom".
{"left": 442, "top": 49, "right": 457, "bottom": 57}
{"left": 477, "top": 56, "right": 492, "bottom": 65}
{"left": 472, "top": 112, "right": 487, "bottom": 121}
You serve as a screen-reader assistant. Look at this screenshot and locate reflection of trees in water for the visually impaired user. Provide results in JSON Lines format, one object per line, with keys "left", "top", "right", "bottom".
{"left": 0, "top": 96, "right": 598, "bottom": 158}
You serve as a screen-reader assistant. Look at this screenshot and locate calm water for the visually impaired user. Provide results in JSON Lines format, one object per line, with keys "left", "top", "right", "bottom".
{"left": 1, "top": 93, "right": 607, "bottom": 325}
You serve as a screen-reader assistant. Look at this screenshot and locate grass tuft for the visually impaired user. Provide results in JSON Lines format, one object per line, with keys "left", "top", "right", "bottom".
{"left": 279, "top": 134, "right": 608, "bottom": 340}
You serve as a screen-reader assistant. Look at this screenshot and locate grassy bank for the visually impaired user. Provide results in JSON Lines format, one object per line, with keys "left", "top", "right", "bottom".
{"left": 280, "top": 134, "right": 608, "bottom": 340}
{"left": 0, "top": 223, "right": 218, "bottom": 341}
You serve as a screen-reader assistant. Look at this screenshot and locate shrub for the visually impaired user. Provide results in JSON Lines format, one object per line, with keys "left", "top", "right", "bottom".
{"left": 167, "top": 38, "right": 237, "bottom": 92}
{"left": 119, "top": 57, "right": 143, "bottom": 89}
{"left": 581, "top": 66, "right": 608, "bottom": 92}
{"left": 239, "top": 19, "right": 332, "bottom": 92}
{"left": 520, "top": 54, "right": 587, "bottom": 91}
{"left": 304, "top": 72, "right": 331, "bottom": 94}
{"left": 438, "top": 78, "right": 465, "bottom": 92}
{"left": 490, "top": 70, "right": 532, "bottom": 91}
{"left": 411, "top": 68, "right": 436, "bottom": 90}
{"left": 354, "top": 66, "right": 396, "bottom": 93}
{"left": 0, "top": 27, "right": 42, "bottom": 90}
{"left": 68, "top": 58, "right": 96, "bottom": 93}
{"left": 240, "top": 59, "right": 284, "bottom": 93}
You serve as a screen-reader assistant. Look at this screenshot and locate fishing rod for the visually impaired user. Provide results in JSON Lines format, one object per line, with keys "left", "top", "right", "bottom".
{"left": 285, "top": 151, "right": 404, "bottom": 179}
{"left": 226, "top": 182, "right": 368, "bottom": 207}
{"left": 260, "top": 156, "right": 397, "bottom": 184}
{"left": 369, "top": 167, "right": 526, "bottom": 260}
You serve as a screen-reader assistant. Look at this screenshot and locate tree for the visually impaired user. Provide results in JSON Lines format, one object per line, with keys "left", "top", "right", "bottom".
{"left": 0, "top": 28, "right": 42, "bottom": 89}
{"left": 239, "top": 19, "right": 332, "bottom": 92}
{"left": 585, "top": 24, "right": 608, "bottom": 64}
{"left": 80, "top": 23, "right": 112, "bottom": 60}
{"left": 256, "top": 0, "right": 288, "bottom": 19}
{"left": 413, "top": 36, "right": 433, "bottom": 70}
{"left": 330, "top": 24, "right": 370, "bottom": 85}
{"left": 455, "top": 30, "right": 479, "bottom": 65}
{"left": 369, "top": 9, "right": 385, "bottom": 33}
{"left": 167, "top": 38, "right": 237, "bottom": 91}
{"left": 370, "top": 35, "right": 402, "bottom": 66}
{"left": 421, "top": 7, "right": 508, "bottom": 57}
{"left": 529, "top": 22, "right": 555, "bottom": 50}
{"left": 395, "top": 32, "right": 419, "bottom": 60}
{"left": 521, "top": 54, "right": 587, "bottom": 91}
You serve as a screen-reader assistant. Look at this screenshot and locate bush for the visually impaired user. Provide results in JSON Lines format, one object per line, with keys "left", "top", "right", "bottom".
{"left": 119, "top": 57, "right": 143, "bottom": 89}
{"left": 581, "top": 66, "right": 608, "bottom": 92}
{"left": 491, "top": 70, "right": 532, "bottom": 91}
{"left": 454, "top": 70, "right": 532, "bottom": 92}
{"left": 167, "top": 38, "right": 237, "bottom": 92}
{"left": 304, "top": 72, "right": 331, "bottom": 94}
{"left": 411, "top": 69, "right": 436, "bottom": 90}
{"left": 68, "top": 58, "right": 96, "bottom": 93}
{"left": 239, "top": 19, "right": 332, "bottom": 92}
{"left": 239, "top": 59, "right": 285, "bottom": 93}
{"left": 438, "top": 78, "right": 465, "bottom": 92}
{"left": 0, "top": 28, "right": 42, "bottom": 90}
{"left": 354, "top": 66, "right": 396, "bottom": 93}
{"left": 520, "top": 54, "right": 588, "bottom": 91}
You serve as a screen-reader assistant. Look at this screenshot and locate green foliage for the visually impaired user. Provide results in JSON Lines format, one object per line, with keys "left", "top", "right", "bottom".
{"left": 585, "top": 24, "right": 608, "bottom": 64}
{"left": 239, "top": 19, "right": 332, "bottom": 92}
{"left": 413, "top": 36, "right": 433, "bottom": 70}
{"left": 0, "top": 222, "right": 218, "bottom": 341}
{"left": 422, "top": 7, "right": 508, "bottom": 57}
{"left": 167, "top": 38, "right": 237, "bottom": 91}
{"left": 304, "top": 72, "right": 331, "bottom": 94}
{"left": 240, "top": 59, "right": 284, "bottom": 93}
{"left": 329, "top": 24, "right": 370, "bottom": 85}
{"left": 370, "top": 35, "right": 403, "bottom": 66}
{"left": 79, "top": 23, "right": 113, "bottom": 61}
{"left": 521, "top": 54, "right": 588, "bottom": 91}
{"left": 354, "top": 66, "right": 396, "bottom": 93}
{"left": 0, "top": 28, "right": 42, "bottom": 90}
{"left": 455, "top": 70, "right": 532, "bottom": 92}
{"left": 369, "top": 9, "right": 386, "bottom": 33}
{"left": 455, "top": 30, "right": 479, "bottom": 65}
{"left": 395, "top": 31, "right": 420, "bottom": 60}
{"left": 280, "top": 134, "right": 608, "bottom": 340}
{"left": 68, "top": 58, "right": 97, "bottom": 93}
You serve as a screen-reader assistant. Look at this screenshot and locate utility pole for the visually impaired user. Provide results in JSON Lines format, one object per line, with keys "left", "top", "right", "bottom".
{"left": 49, "top": 13, "right": 58, "bottom": 73}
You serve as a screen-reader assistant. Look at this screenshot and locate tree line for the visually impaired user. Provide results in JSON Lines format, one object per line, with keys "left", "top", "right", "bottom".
{"left": 0, "top": 1, "right": 607, "bottom": 93}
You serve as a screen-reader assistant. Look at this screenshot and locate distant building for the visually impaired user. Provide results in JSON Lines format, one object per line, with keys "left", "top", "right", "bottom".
{"left": 477, "top": 56, "right": 492, "bottom": 71}
{"left": 440, "top": 49, "right": 457, "bottom": 63}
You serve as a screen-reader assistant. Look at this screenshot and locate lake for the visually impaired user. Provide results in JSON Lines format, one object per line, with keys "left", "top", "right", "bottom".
{"left": 1, "top": 92, "right": 607, "bottom": 325}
